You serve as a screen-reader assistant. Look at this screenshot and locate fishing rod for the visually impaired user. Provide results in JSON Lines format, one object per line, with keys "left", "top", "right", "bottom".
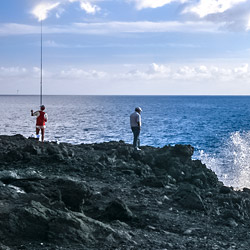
{"left": 40, "top": 19, "right": 43, "bottom": 106}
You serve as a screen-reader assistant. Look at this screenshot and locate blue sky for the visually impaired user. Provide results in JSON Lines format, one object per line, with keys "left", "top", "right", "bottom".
{"left": 1, "top": 0, "right": 250, "bottom": 95}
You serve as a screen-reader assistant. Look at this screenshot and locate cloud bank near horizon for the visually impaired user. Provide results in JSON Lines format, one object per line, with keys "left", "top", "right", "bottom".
{"left": 2, "top": 62, "right": 250, "bottom": 95}
{"left": 1, "top": 63, "right": 249, "bottom": 82}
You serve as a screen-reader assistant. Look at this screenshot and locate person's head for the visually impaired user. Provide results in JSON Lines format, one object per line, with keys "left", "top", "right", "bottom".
{"left": 135, "top": 107, "right": 142, "bottom": 113}
{"left": 40, "top": 105, "right": 45, "bottom": 111}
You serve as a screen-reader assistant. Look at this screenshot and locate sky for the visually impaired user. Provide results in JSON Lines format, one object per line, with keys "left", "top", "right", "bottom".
{"left": 1, "top": 0, "right": 250, "bottom": 95}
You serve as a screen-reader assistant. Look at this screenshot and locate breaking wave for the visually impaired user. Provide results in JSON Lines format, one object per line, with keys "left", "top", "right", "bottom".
{"left": 199, "top": 131, "right": 250, "bottom": 189}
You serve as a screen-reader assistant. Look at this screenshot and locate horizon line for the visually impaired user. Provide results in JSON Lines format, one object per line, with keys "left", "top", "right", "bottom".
{"left": 1, "top": 94, "right": 250, "bottom": 97}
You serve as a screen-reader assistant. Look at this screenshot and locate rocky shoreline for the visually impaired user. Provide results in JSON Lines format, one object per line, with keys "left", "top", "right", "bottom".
{"left": 0, "top": 135, "right": 250, "bottom": 249}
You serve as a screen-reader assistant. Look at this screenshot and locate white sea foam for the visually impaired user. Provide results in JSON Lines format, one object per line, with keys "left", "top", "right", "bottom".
{"left": 199, "top": 131, "right": 250, "bottom": 189}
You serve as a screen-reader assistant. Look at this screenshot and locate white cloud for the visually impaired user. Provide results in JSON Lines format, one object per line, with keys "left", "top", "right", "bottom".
{"left": 69, "top": 0, "right": 101, "bottom": 14}
{"left": 184, "top": 0, "right": 247, "bottom": 18}
{"left": 43, "top": 40, "right": 67, "bottom": 48}
{"left": 0, "top": 21, "right": 223, "bottom": 36}
{"left": 72, "top": 20, "right": 222, "bottom": 33}
{"left": 0, "top": 23, "right": 38, "bottom": 36}
{"left": 119, "top": 63, "right": 250, "bottom": 82}
{"left": 31, "top": 2, "right": 61, "bottom": 21}
{"left": 129, "top": 0, "right": 188, "bottom": 10}
{"left": 182, "top": 0, "right": 250, "bottom": 31}
{"left": 246, "top": 16, "right": 250, "bottom": 30}
{"left": 80, "top": 1, "right": 101, "bottom": 14}
{"left": 60, "top": 68, "right": 107, "bottom": 79}
{"left": 234, "top": 64, "right": 249, "bottom": 77}
{"left": 28, "top": 0, "right": 250, "bottom": 32}
{"left": 0, "top": 66, "right": 51, "bottom": 79}
{"left": 55, "top": 7, "right": 65, "bottom": 18}
{"left": 1, "top": 63, "right": 250, "bottom": 95}
{"left": 147, "top": 63, "right": 171, "bottom": 74}
{"left": 0, "top": 67, "right": 27, "bottom": 77}
{"left": 31, "top": 0, "right": 101, "bottom": 21}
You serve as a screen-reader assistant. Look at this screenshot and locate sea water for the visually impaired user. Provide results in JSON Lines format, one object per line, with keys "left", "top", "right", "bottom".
{"left": 1, "top": 95, "right": 250, "bottom": 189}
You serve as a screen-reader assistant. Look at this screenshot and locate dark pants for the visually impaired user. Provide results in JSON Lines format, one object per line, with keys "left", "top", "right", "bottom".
{"left": 131, "top": 127, "right": 140, "bottom": 148}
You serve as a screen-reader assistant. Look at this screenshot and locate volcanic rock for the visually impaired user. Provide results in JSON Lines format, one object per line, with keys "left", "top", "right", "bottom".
{"left": 0, "top": 135, "right": 250, "bottom": 249}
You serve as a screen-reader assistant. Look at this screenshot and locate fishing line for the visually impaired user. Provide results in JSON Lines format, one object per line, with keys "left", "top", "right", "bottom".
{"left": 40, "top": 19, "right": 43, "bottom": 106}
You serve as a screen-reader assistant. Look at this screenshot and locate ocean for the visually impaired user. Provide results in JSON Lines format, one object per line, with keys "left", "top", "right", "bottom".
{"left": 1, "top": 95, "right": 250, "bottom": 188}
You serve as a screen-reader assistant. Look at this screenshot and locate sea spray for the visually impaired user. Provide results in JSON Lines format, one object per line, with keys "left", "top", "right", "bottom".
{"left": 199, "top": 131, "right": 250, "bottom": 189}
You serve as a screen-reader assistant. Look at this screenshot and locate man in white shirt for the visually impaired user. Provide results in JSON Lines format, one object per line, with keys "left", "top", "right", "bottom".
{"left": 130, "top": 107, "right": 142, "bottom": 150}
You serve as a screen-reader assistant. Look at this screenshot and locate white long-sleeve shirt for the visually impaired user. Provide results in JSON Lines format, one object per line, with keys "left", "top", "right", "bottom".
{"left": 130, "top": 111, "right": 141, "bottom": 127}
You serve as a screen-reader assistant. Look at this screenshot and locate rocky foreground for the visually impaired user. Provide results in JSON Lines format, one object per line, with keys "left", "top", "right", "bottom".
{"left": 0, "top": 135, "right": 250, "bottom": 249}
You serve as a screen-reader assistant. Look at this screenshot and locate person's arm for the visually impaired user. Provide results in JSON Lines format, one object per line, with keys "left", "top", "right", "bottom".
{"left": 44, "top": 113, "right": 48, "bottom": 122}
{"left": 31, "top": 111, "right": 40, "bottom": 117}
{"left": 137, "top": 114, "right": 141, "bottom": 129}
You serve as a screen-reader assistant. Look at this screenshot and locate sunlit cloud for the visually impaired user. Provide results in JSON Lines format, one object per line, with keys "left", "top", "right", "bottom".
{"left": 127, "top": 0, "right": 250, "bottom": 32}
{"left": 118, "top": 63, "right": 250, "bottom": 82}
{"left": 182, "top": 0, "right": 250, "bottom": 31}
{"left": 43, "top": 40, "right": 68, "bottom": 48}
{"left": 73, "top": 20, "right": 222, "bottom": 33}
{"left": 129, "top": 0, "right": 188, "bottom": 10}
{"left": 147, "top": 63, "right": 171, "bottom": 74}
{"left": 1, "top": 63, "right": 250, "bottom": 84}
{"left": 183, "top": 0, "right": 247, "bottom": 18}
{"left": 31, "top": 2, "right": 61, "bottom": 21}
{"left": 234, "top": 64, "right": 249, "bottom": 74}
{"left": 246, "top": 16, "right": 250, "bottom": 30}
{"left": 0, "top": 67, "right": 27, "bottom": 77}
{"left": 79, "top": 1, "right": 101, "bottom": 14}
{"left": 28, "top": 0, "right": 250, "bottom": 32}
{"left": 0, "top": 21, "right": 223, "bottom": 36}
{"left": 0, "top": 23, "right": 38, "bottom": 36}
{"left": 31, "top": 0, "right": 102, "bottom": 22}
{"left": 60, "top": 68, "right": 107, "bottom": 79}
{"left": 55, "top": 7, "right": 65, "bottom": 19}
{"left": 69, "top": 0, "right": 101, "bottom": 14}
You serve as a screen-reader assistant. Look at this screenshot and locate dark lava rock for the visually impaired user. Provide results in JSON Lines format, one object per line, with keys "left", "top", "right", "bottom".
{"left": 220, "top": 185, "right": 233, "bottom": 194}
{"left": 171, "top": 144, "right": 194, "bottom": 158}
{"left": 101, "top": 199, "right": 134, "bottom": 222}
{"left": 53, "top": 178, "right": 92, "bottom": 212}
{"left": 174, "top": 183, "right": 205, "bottom": 210}
{"left": 0, "top": 135, "right": 250, "bottom": 250}
{"left": 140, "top": 176, "right": 165, "bottom": 188}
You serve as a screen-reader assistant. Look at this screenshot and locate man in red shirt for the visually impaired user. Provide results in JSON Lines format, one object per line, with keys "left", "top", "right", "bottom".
{"left": 31, "top": 105, "right": 48, "bottom": 142}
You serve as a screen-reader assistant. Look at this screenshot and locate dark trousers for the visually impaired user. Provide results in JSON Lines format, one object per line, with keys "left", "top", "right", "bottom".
{"left": 131, "top": 127, "right": 140, "bottom": 148}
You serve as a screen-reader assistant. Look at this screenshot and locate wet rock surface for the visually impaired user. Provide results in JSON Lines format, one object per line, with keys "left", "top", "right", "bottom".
{"left": 0, "top": 134, "right": 250, "bottom": 249}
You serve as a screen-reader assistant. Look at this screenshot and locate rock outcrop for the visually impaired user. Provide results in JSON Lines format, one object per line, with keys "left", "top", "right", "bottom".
{"left": 0, "top": 135, "right": 250, "bottom": 249}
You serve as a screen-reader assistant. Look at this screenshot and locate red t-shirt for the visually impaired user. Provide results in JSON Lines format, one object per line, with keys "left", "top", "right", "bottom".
{"left": 34, "top": 111, "right": 48, "bottom": 126}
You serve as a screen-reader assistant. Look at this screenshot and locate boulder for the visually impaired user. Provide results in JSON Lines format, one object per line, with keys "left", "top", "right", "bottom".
{"left": 174, "top": 183, "right": 205, "bottom": 210}
{"left": 102, "top": 199, "right": 134, "bottom": 222}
